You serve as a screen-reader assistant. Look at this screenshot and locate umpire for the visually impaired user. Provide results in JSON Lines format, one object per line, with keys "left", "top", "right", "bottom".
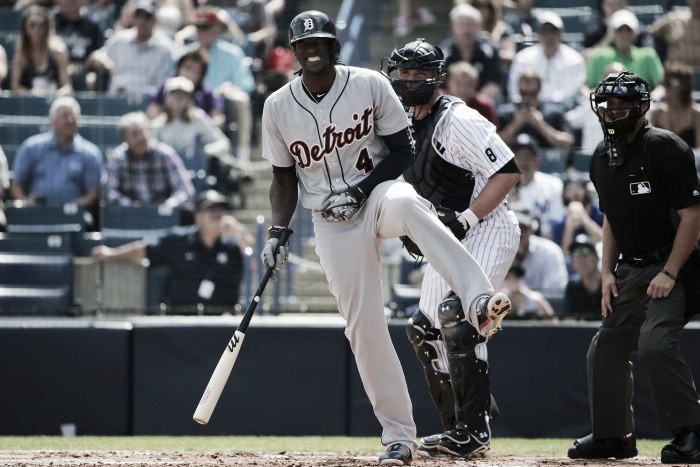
{"left": 568, "top": 70, "right": 700, "bottom": 463}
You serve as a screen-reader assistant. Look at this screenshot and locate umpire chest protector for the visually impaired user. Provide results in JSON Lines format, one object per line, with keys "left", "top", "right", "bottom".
{"left": 403, "top": 96, "right": 475, "bottom": 212}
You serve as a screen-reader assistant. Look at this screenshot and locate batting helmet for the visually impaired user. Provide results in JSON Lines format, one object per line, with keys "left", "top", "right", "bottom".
{"left": 288, "top": 10, "right": 340, "bottom": 61}
{"left": 381, "top": 38, "right": 446, "bottom": 106}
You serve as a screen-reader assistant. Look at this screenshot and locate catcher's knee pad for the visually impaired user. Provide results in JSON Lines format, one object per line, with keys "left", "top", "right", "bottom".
{"left": 438, "top": 291, "right": 485, "bottom": 355}
{"left": 406, "top": 308, "right": 441, "bottom": 366}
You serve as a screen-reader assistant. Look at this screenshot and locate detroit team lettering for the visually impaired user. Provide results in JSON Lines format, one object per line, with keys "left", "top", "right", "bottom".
{"left": 289, "top": 107, "right": 373, "bottom": 168}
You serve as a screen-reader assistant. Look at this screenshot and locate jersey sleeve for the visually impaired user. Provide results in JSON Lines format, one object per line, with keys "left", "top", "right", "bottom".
{"left": 369, "top": 72, "right": 410, "bottom": 136}
{"left": 261, "top": 92, "right": 296, "bottom": 168}
{"left": 654, "top": 134, "right": 700, "bottom": 210}
{"left": 442, "top": 103, "right": 515, "bottom": 178}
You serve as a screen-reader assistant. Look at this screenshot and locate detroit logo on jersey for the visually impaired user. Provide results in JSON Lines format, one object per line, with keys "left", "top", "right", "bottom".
{"left": 288, "top": 107, "right": 374, "bottom": 169}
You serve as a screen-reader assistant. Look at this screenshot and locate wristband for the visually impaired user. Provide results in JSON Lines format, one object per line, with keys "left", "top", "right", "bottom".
{"left": 461, "top": 209, "right": 479, "bottom": 229}
{"left": 661, "top": 269, "right": 678, "bottom": 281}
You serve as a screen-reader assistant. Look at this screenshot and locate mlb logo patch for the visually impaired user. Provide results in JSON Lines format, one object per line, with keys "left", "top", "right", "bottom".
{"left": 630, "top": 181, "right": 651, "bottom": 195}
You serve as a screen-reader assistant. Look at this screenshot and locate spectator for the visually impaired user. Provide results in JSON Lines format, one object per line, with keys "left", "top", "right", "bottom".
{"left": 53, "top": 0, "right": 105, "bottom": 90}
{"left": 583, "top": 0, "right": 654, "bottom": 52}
{"left": 564, "top": 233, "right": 602, "bottom": 321}
{"left": 585, "top": 9, "right": 664, "bottom": 90}
{"left": 179, "top": 6, "right": 256, "bottom": 166}
{"left": 551, "top": 172, "right": 604, "bottom": 253}
{"left": 11, "top": 97, "right": 102, "bottom": 212}
{"left": 650, "top": 62, "right": 700, "bottom": 150}
{"left": 116, "top": 0, "right": 195, "bottom": 33}
{"left": 440, "top": 3, "right": 504, "bottom": 100}
{"left": 514, "top": 209, "right": 569, "bottom": 296}
{"left": 508, "top": 11, "right": 585, "bottom": 106}
{"left": 105, "top": 111, "right": 194, "bottom": 208}
{"left": 88, "top": 0, "right": 175, "bottom": 97}
{"left": 147, "top": 47, "right": 226, "bottom": 130}
{"left": 0, "top": 146, "right": 10, "bottom": 229}
{"left": 209, "top": 0, "right": 278, "bottom": 62}
{"left": 499, "top": 262, "right": 556, "bottom": 320}
{"left": 11, "top": 5, "right": 72, "bottom": 97}
{"left": 502, "top": 0, "right": 537, "bottom": 48}
{"left": 91, "top": 189, "right": 244, "bottom": 313}
{"left": 85, "top": 0, "right": 118, "bottom": 36}
{"left": 150, "top": 76, "right": 240, "bottom": 191}
{"left": 509, "top": 133, "right": 565, "bottom": 239}
{"left": 0, "top": 43, "right": 7, "bottom": 88}
{"left": 648, "top": 0, "right": 700, "bottom": 68}
{"left": 393, "top": 0, "right": 436, "bottom": 37}
{"left": 499, "top": 69, "right": 575, "bottom": 151}
{"left": 446, "top": 60, "right": 498, "bottom": 127}
{"left": 462, "top": 0, "right": 516, "bottom": 66}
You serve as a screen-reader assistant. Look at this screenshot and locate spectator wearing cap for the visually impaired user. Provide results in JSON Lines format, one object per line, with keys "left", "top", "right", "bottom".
{"left": 648, "top": 0, "right": 700, "bottom": 69}
{"left": 498, "top": 69, "right": 575, "bottom": 151}
{"left": 440, "top": 3, "right": 505, "bottom": 100}
{"left": 105, "top": 111, "right": 194, "bottom": 208}
{"left": 88, "top": 0, "right": 175, "bottom": 96}
{"left": 509, "top": 133, "right": 565, "bottom": 239}
{"left": 508, "top": 11, "right": 585, "bottom": 106}
{"left": 150, "top": 76, "right": 239, "bottom": 190}
{"left": 551, "top": 172, "right": 604, "bottom": 253}
{"left": 513, "top": 209, "right": 569, "bottom": 296}
{"left": 585, "top": 9, "right": 664, "bottom": 90}
{"left": 91, "top": 189, "right": 245, "bottom": 313}
{"left": 178, "top": 6, "right": 256, "bottom": 166}
{"left": 499, "top": 262, "right": 556, "bottom": 320}
{"left": 564, "top": 233, "right": 602, "bottom": 320}
{"left": 147, "top": 47, "right": 226, "bottom": 129}
{"left": 582, "top": 0, "right": 655, "bottom": 53}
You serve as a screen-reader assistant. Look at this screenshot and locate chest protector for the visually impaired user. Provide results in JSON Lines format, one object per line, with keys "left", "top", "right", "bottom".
{"left": 403, "top": 96, "right": 475, "bottom": 212}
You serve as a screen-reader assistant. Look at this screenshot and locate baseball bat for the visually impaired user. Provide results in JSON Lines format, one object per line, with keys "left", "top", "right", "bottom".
{"left": 193, "top": 228, "right": 292, "bottom": 425}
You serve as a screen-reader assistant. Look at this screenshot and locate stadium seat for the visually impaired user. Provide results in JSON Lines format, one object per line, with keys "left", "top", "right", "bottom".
{"left": 75, "top": 232, "right": 137, "bottom": 257}
{"left": 0, "top": 31, "right": 18, "bottom": 66}
{"left": 75, "top": 94, "right": 147, "bottom": 117}
{"left": 0, "top": 8, "right": 22, "bottom": 32}
{"left": 572, "top": 150, "right": 592, "bottom": 172}
{"left": 5, "top": 203, "right": 88, "bottom": 235}
{"left": 538, "top": 148, "right": 569, "bottom": 174}
{"left": 0, "top": 94, "right": 50, "bottom": 116}
{"left": 0, "top": 233, "right": 73, "bottom": 254}
{"left": 100, "top": 204, "right": 181, "bottom": 240}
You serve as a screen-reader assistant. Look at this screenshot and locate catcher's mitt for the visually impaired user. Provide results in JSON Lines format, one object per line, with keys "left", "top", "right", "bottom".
{"left": 400, "top": 235, "right": 423, "bottom": 258}
{"left": 322, "top": 186, "right": 367, "bottom": 222}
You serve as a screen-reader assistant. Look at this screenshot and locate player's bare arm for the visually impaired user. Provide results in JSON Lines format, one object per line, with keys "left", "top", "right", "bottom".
{"left": 469, "top": 171, "right": 520, "bottom": 219}
{"left": 269, "top": 169, "right": 298, "bottom": 227}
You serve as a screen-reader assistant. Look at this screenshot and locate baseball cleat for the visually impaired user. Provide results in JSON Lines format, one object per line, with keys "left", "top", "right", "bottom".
{"left": 379, "top": 442, "right": 413, "bottom": 465}
{"left": 471, "top": 292, "right": 511, "bottom": 338}
{"left": 416, "top": 433, "right": 447, "bottom": 457}
{"left": 437, "top": 426, "right": 490, "bottom": 458}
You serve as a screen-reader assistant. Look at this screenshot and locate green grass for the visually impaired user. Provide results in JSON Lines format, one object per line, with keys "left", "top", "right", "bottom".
{"left": 0, "top": 436, "right": 667, "bottom": 456}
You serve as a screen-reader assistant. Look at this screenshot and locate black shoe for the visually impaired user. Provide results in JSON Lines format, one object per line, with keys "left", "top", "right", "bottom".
{"left": 416, "top": 433, "right": 445, "bottom": 457}
{"left": 437, "top": 425, "right": 490, "bottom": 458}
{"left": 661, "top": 431, "right": 700, "bottom": 464}
{"left": 567, "top": 433, "right": 637, "bottom": 459}
{"left": 379, "top": 443, "right": 412, "bottom": 465}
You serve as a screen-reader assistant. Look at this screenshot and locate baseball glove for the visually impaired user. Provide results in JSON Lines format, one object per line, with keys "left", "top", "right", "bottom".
{"left": 400, "top": 235, "right": 423, "bottom": 258}
{"left": 321, "top": 186, "right": 367, "bottom": 222}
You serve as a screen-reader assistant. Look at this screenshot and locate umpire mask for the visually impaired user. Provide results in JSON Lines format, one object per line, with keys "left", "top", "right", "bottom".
{"left": 381, "top": 38, "right": 446, "bottom": 107}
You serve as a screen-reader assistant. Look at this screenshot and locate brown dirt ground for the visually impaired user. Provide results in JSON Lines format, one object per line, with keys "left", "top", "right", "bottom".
{"left": 0, "top": 451, "right": 671, "bottom": 467}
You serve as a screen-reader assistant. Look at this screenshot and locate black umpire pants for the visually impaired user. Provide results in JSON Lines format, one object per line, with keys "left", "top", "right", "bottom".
{"left": 587, "top": 261, "right": 700, "bottom": 438}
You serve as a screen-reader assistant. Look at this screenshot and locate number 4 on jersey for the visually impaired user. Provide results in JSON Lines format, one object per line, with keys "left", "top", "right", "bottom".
{"left": 356, "top": 147, "right": 375, "bottom": 174}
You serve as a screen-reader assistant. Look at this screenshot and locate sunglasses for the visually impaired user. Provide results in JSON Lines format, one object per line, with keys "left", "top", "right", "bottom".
{"left": 571, "top": 247, "right": 594, "bottom": 257}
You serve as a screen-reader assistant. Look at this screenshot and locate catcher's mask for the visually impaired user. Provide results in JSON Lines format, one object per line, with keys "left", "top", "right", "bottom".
{"left": 590, "top": 70, "right": 650, "bottom": 166}
{"left": 381, "top": 38, "right": 446, "bottom": 107}
{"left": 288, "top": 10, "right": 341, "bottom": 63}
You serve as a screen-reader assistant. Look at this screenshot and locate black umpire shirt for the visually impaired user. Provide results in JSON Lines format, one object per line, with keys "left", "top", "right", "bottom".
{"left": 590, "top": 121, "right": 700, "bottom": 258}
{"left": 146, "top": 230, "right": 244, "bottom": 307}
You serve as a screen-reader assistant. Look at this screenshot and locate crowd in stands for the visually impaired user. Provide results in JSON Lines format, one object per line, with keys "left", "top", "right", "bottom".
{"left": 1, "top": 0, "right": 700, "bottom": 318}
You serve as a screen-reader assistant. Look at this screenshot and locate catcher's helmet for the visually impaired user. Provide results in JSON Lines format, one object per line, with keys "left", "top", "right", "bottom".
{"left": 288, "top": 10, "right": 340, "bottom": 61}
{"left": 381, "top": 38, "right": 446, "bottom": 106}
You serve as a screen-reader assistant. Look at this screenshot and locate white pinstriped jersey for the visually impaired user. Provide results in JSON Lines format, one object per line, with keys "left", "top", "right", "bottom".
{"left": 429, "top": 98, "right": 515, "bottom": 226}
{"left": 261, "top": 65, "right": 411, "bottom": 210}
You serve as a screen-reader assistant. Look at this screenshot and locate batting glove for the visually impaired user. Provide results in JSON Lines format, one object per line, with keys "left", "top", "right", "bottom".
{"left": 438, "top": 208, "right": 479, "bottom": 240}
{"left": 321, "top": 186, "right": 367, "bottom": 222}
{"left": 262, "top": 226, "right": 293, "bottom": 270}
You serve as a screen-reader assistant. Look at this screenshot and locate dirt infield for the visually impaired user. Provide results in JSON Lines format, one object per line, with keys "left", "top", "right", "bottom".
{"left": 0, "top": 451, "right": 664, "bottom": 466}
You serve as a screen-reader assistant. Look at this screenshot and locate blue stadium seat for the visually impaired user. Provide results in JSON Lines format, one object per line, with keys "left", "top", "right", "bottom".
{"left": 76, "top": 94, "right": 147, "bottom": 117}
{"left": 78, "top": 123, "right": 121, "bottom": 147}
{"left": 100, "top": 205, "right": 181, "bottom": 240}
{"left": 0, "top": 94, "right": 50, "bottom": 116}
{"left": 0, "top": 31, "right": 18, "bottom": 65}
{"left": 5, "top": 203, "right": 88, "bottom": 235}
{"left": 0, "top": 286, "right": 72, "bottom": 314}
{"left": 539, "top": 148, "right": 569, "bottom": 174}
{"left": 0, "top": 233, "right": 73, "bottom": 254}
{"left": 572, "top": 150, "right": 592, "bottom": 172}
{"left": 0, "top": 8, "right": 22, "bottom": 32}
{"left": 75, "top": 232, "right": 137, "bottom": 257}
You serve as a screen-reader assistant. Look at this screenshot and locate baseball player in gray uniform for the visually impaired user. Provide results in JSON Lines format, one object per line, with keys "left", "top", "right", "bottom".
{"left": 261, "top": 11, "right": 511, "bottom": 466}
{"left": 381, "top": 39, "right": 520, "bottom": 458}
